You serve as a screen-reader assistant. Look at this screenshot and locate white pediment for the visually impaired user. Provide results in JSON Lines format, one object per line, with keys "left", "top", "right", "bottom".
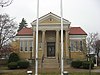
{"left": 31, "top": 12, "right": 71, "bottom": 25}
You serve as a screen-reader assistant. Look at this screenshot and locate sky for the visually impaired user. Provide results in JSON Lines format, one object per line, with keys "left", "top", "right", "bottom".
{"left": 0, "top": 0, "right": 100, "bottom": 34}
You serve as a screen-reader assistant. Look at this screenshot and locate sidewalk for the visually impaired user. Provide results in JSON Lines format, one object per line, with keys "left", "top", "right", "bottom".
{"left": 64, "top": 67, "right": 100, "bottom": 73}
{"left": 92, "top": 69, "right": 100, "bottom": 72}
{"left": 0, "top": 69, "right": 26, "bottom": 74}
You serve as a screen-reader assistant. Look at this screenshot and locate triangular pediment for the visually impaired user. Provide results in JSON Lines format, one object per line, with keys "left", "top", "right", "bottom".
{"left": 31, "top": 12, "right": 71, "bottom": 25}
{"left": 40, "top": 15, "right": 60, "bottom": 24}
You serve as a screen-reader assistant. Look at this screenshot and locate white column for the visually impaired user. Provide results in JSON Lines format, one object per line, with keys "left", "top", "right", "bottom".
{"left": 65, "top": 30, "right": 69, "bottom": 58}
{"left": 42, "top": 30, "right": 46, "bottom": 57}
{"left": 35, "top": 0, "right": 39, "bottom": 75}
{"left": 60, "top": 0, "right": 64, "bottom": 75}
{"left": 56, "top": 30, "right": 59, "bottom": 58}
{"left": 33, "top": 31, "right": 36, "bottom": 59}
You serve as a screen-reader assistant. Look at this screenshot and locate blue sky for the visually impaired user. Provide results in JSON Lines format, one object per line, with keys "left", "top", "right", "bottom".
{"left": 0, "top": 0, "right": 100, "bottom": 34}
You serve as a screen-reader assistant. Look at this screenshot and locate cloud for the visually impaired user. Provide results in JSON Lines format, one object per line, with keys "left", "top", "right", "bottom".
{"left": 1, "top": 0, "right": 100, "bottom": 33}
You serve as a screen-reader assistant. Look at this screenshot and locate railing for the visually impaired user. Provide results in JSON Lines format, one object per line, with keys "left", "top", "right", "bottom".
{"left": 58, "top": 54, "right": 60, "bottom": 63}
{"left": 41, "top": 54, "right": 44, "bottom": 68}
{"left": 41, "top": 54, "right": 44, "bottom": 63}
{"left": 58, "top": 54, "right": 61, "bottom": 68}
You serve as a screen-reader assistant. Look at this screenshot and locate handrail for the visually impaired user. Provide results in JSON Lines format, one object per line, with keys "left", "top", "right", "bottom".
{"left": 41, "top": 54, "right": 44, "bottom": 63}
{"left": 41, "top": 54, "right": 44, "bottom": 68}
{"left": 58, "top": 54, "right": 60, "bottom": 63}
{"left": 58, "top": 54, "right": 61, "bottom": 68}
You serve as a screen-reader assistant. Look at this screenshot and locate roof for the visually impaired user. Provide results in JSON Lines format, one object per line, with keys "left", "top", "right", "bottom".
{"left": 17, "top": 27, "right": 87, "bottom": 36}
{"left": 69, "top": 27, "right": 87, "bottom": 35}
{"left": 31, "top": 12, "right": 71, "bottom": 25}
{"left": 17, "top": 27, "right": 33, "bottom": 36}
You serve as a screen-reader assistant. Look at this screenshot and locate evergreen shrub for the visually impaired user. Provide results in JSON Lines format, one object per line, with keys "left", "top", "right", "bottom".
{"left": 71, "top": 60, "right": 82, "bottom": 68}
{"left": 82, "top": 61, "right": 94, "bottom": 69}
{"left": 8, "top": 62, "right": 17, "bottom": 69}
{"left": 17, "top": 60, "right": 29, "bottom": 69}
{"left": 8, "top": 52, "right": 20, "bottom": 63}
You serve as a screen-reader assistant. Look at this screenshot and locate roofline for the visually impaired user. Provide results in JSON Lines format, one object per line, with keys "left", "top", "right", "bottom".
{"left": 69, "top": 34, "right": 87, "bottom": 35}
{"left": 16, "top": 34, "right": 33, "bottom": 36}
{"left": 31, "top": 12, "right": 71, "bottom": 25}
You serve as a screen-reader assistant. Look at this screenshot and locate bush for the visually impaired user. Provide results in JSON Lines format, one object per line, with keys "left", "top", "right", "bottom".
{"left": 71, "top": 60, "right": 82, "bottom": 68}
{"left": 8, "top": 62, "right": 17, "bottom": 69}
{"left": 17, "top": 60, "right": 29, "bottom": 69}
{"left": 82, "top": 61, "right": 94, "bottom": 69}
{"left": 8, "top": 52, "right": 20, "bottom": 63}
{"left": 71, "top": 60, "right": 94, "bottom": 69}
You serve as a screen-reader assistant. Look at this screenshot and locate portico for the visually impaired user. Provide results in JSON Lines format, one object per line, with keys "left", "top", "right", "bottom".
{"left": 31, "top": 12, "right": 71, "bottom": 59}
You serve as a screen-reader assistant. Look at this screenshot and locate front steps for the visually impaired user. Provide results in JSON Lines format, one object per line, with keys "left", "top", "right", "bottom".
{"left": 42, "top": 58, "right": 60, "bottom": 68}
{"left": 37, "top": 58, "right": 70, "bottom": 69}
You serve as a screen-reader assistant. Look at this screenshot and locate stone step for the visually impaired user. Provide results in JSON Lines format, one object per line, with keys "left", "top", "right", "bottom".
{"left": 42, "top": 58, "right": 60, "bottom": 68}
{"left": 43, "top": 58, "right": 58, "bottom": 63}
{"left": 42, "top": 63, "right": 59, "bottom": 68}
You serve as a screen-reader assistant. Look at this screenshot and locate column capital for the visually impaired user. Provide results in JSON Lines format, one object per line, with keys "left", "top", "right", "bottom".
{"left": 33, "top": 29, "right": 36, "bottom": 32}
{"left": 65, "top": 29, "right": 70, "bottom": 33}
{"left": 56, "top": 29, "right": 60, "bottom": 32}
{"left": 42, "top": 30, "right": 46, "bottom": 32}
{"left": 65, "top": 29, "right": 68, "bottom": 31}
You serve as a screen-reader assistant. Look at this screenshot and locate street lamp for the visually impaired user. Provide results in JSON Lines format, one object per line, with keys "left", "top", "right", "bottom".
{"left": 94, "top": 54, "right": 97, "bottom": 66}
{"left": 87, "top": 52, "right": 95, "bottom": 75}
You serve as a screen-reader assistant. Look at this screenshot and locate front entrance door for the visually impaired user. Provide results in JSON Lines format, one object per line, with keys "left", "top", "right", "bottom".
{"left": 47, "top": 42, "right": 55, "bottom": 57}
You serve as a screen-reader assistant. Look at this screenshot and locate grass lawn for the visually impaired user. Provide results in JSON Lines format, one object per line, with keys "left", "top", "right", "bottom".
{"left": 0, "top": 66, "right": 100, "bottom": 75}
{"left": 70, "top": 72, "right": 100, "bottom": 75}
{"left": 0, "top": 71, "right": 100, "bottom": 75}
{"left": 39, "top": 72, "right": 100, "bottom": 75}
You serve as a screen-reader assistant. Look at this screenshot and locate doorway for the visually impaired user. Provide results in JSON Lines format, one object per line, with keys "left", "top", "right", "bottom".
{"left": 47, "top": 42, "right": 55, "bottom": 57}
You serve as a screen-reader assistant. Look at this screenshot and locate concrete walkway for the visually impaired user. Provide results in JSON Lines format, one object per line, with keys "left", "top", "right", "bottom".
{"left": 0, "top": 69, "right": 26, "bottom": 74}
{"left": 92, "top": 69, "right": 100, "bottom": 72}
{"left": 64, "top": 68, "right": 100, "bottom": 73}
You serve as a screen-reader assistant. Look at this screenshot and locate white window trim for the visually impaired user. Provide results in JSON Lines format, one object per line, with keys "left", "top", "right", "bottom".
{"left": 19, "top": 40, "right": 33, "bottom": 52}
{"left": 70, "top": 39, "right": 83, "bottom": 52}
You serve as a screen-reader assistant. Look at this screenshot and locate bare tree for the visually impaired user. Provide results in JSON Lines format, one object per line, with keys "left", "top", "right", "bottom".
{"left": 0, "top": 0, "right": 13, "bottom": 7}
{"left": 0, "top": 13, "right": 18, "bottom": 57}
{"left": 86, "top": 33, "right": 99, "bottom": 75}
{"left": 94, "top": 40, "right": 100, "bottom": 66}
{"left": 95, "top": 40, "right": 100, "bottom": 58}
{"left": 86, "top": 33, "right": 98, "bottom": 54}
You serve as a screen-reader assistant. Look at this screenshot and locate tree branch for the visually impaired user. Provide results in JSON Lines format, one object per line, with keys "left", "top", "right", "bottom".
{"left": 0, "top": 0, "right": 13, "bottom": 7}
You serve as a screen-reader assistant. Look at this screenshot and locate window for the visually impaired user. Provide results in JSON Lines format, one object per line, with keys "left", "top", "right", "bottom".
{"left": 70, "top": 40, "right": 83, "bottom": 51}
{"left": 25, "top": 41, "right": 28, "bottom": 51}
{"left": 70, "top": 40, "right": 74, "bottom": 51}
{"left": 75, "top": 41, "right": 78, "bottom": 51}
{"left": 20, "top": 40, "right": 33, "bottom": 52}
{"left": 20, "top": 40, "right": 23, "bottom": 51}
{"left": 80, "top": 41, "right": 83, "bottom": 51}
{"left": 29, "top": 41, "right": 33, "bottom": 51}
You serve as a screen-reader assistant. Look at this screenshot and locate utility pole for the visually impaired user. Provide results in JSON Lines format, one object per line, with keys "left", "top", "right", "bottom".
{"left": 35, "top": 0, "right": 39, "bottom": 75}
{"left": 60, "top": 0, "right": 64, "bottom": 75}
